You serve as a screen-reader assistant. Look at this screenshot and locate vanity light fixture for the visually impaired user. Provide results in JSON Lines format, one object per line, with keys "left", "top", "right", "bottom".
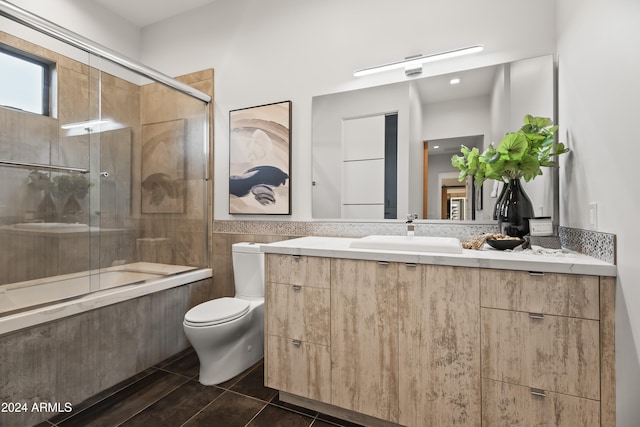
{"left": 404, "top": 54, "right": 423, "bottom": 77}
{"left": 353, "top": 44, "right": 484, "bottom": 77}
{"left": 450, "top": 78, "right": 461, "bottom": 85}
{"left": 60, "top": 119, "right": 110, "bottom": 130}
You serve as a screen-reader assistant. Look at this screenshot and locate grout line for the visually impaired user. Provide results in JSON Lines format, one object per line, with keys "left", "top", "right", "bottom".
{"left": 179, "top": 389, "right": 229, "bottom": 426}
{"left": 243, "top": 401, "right": 269, "bottom": 427}
{"left": 49, "top": 367, "right": 160, "bottom": 425}
{"left": 48, "top": 350, "right": 365, "bottom": 427}
{"left": 213, "top": 366, "right": 257, "bottom": 391}
{"left": 225, "top": 388, "right": 278, "bottom": 405}
{"left": 154, "top": 365, "right": 200, "bottom": 381}
{"left": 115, "top": 372, "right": 191, "bottom": 426}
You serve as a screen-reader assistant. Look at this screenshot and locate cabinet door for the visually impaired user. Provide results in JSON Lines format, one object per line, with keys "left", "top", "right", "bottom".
{"left": 265, "top": 335, "right": 331, "bottom": 403}
{"left": 398, "top": 264, "right": 481, "bottom": 426}
{"left": 331, "top": 259, "right": 399, "bottom": 423}
{"left": 481, "top": 308, "right": 600, "bottom": 400}
{"left": 266, "top": 282, "right": 330, "bottom": 346}
{"left": 482, "top": 379, "right": 600, "bottom": 426}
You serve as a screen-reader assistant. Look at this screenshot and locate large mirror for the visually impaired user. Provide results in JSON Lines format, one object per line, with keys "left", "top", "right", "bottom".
{"left": 311, "top": 55, "right": 555, "bottom": 221}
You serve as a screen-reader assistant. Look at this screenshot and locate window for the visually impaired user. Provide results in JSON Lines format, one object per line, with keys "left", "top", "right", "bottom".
{"left": 0, "top": 46, "right": 51, "bottom": 116}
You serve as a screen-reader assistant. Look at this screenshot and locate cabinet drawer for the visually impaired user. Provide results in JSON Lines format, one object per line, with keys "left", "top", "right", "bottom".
{"left": 266, "top": 254, "right": 330, "bottom": 289}
{"left": 482, "top": 379, "right": 600, "bottom": 426}
{"left": 265, "top": 282, "right": 330, "bottom": 346}
{"left": 265, "top": 335, "right": 331, "bottom": 403}
{"left": 480, "top": 269, "right": 599, "bottom": 319}
{"left": 481, "top": 308, "right": 600, "bottom": 400}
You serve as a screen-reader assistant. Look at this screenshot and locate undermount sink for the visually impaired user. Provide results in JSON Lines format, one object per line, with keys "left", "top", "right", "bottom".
{"left": 349, "top": 235, "right": 463, "bottom": 254}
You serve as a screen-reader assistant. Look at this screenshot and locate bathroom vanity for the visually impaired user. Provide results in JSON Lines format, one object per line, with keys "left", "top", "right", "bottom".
{"left": 261, "top": 236, "right": 616, "bottom": 427}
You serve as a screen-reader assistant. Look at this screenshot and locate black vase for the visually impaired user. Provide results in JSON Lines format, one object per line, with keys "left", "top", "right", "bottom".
{"left": 62, "top": 194, "right": 82, "bottom": 222}
{"left": 497, "top": 178, "right": 535, "bottom": 237}
{"left": 37, "top": 191, "right": 58, "bottom": 222}
{"left": 492, "top": 181, "right": 508, "bottom": 221}
{"left": 63, "top": 194, "right": 82, "bottom": 214}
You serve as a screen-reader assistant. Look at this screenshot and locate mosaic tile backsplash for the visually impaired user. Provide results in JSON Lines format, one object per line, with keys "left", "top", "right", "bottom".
{"left": 559, "top": 226, "right": 616, "bottom": 264}
{"left": 212, "top": 220, "right": 616, "bottom": 264}
{"left": 212, "top": 220, "right": 499, "bottom": 240}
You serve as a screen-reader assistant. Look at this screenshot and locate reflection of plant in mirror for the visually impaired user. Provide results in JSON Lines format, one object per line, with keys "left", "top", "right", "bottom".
{"left": 27, "top": 171, "right": 54, "bottom": 192}
{"left": 451, "top": 115, "right": 569, "bottom": 187}
{"left": 52, "top": 174, "right": 91, "bottom": 199}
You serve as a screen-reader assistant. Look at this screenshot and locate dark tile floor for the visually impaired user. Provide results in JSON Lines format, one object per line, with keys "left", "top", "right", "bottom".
{"left": 41, "top": 348, "right": 364, "bottom": 427}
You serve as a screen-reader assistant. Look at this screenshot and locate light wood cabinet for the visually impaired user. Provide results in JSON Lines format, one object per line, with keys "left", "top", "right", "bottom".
{"left": 330, "top": 258, "right": 399, "bottom": 423}
{"left": 480, "top": 269, "right": 613, "bottom": 426}
{"left": 264, "top": 254, "right": 615, "bottom": 427}
{"left": 398, "top": 264, "right": 481, "bottom": 426}
{"left": 265, "top": 335, "right": 330, "bottom": 402}
{"left": 481, "top": 308, "right": 600, "bottom": 400}
{"left": 264, "top": 254, "right": 331, "bottom": 403}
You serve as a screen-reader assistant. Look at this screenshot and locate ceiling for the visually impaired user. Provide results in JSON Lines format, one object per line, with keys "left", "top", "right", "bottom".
{"left": 93, "top": 0, "right": 217, "bottom": 27}
{"left": 428, "top": 135, "right": 484, "bottom": 157}
{"left": 413, "top": 64, "right": 499, "bottom": 104}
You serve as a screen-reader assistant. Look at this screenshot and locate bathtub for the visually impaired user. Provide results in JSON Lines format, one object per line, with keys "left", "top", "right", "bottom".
{"left": 0, "top": 262, "right": 212, "bottom": 335}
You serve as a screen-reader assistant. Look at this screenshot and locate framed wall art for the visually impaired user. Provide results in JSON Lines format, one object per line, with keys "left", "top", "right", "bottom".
{"left": 141, "top": 119, "right": 186, "bottom": 214}
{"left": 229, "top": 100, "right": 291, "bottom": 214}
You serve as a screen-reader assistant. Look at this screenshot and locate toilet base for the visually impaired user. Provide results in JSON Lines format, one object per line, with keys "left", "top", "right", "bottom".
{"left": 197, "top": 321, "right": 264, "bottom": 385}
{"left": 184, "top": 301, "right": 264, "bottom": 386}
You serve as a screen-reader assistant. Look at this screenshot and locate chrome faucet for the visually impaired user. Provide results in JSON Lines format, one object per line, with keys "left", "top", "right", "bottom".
{"left": 406, "top": 213, "right": 418, "bottom": 236}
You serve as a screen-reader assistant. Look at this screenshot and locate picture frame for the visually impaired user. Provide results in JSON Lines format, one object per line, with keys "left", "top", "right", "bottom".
{"left": 229, "top": 100, "right": 292, "bottom": 214}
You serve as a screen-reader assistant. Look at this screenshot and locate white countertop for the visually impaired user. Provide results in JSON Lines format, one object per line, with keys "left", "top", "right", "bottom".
{"left": 260, "top": 236, "right": 617, "bottom": 277}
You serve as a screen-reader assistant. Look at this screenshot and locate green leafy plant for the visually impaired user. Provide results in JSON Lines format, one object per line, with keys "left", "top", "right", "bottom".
{"left": 451, "top": 115, "right": 569, "bottom": 187}
{"left": 27, "top": 170, "right": 54, "bottom": 192}
{"left": 53, "top": 174, "right": 91, "bottom": 199}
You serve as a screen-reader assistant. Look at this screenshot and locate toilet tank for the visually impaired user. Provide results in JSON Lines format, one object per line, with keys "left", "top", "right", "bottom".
{"left": 232, "top": 242, "right": 264, "bottom": 299}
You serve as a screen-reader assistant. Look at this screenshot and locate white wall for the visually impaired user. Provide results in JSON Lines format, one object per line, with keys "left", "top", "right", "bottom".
{"left": 557, "top": 0, "right": 640, "bottom": 424}
{"left": 510, "top": 55, "right": 556, "bottom": 218}
{"left": 408, "top": 83, "right": 424, "bottom": 217}
{"left": 423, "top": 95, "right": 491, "bottom": 141}
{"left": 6, "top": 0, "right": 142, "bottom": 60}
{"left": 490, "top": 64, "right": 509, "bottom": 148}
{"left": 139, "top": 0, "right": 556, "bottom": 220}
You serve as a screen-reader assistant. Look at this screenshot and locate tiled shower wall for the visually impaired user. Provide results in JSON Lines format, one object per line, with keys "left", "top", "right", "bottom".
{"left": 1, "top": 28, "right": 214, "bottom": 281}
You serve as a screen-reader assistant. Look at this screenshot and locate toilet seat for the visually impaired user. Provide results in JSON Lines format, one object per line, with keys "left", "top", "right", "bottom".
{"left": 184, "top": 297, "right": 250, "bottom": 327}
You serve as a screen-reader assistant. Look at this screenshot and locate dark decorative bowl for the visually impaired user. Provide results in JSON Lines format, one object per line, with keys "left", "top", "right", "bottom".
{"left": 486, "top": 238, "right": 525, "bottom": 251}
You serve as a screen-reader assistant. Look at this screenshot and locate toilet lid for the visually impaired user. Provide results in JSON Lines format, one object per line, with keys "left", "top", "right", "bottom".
{"left": 184, "top": 297, "right": 250, "bottom": 326}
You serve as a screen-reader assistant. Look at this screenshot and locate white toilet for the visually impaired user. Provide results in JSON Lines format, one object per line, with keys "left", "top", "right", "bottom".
{"left": 183, "top": 242, "right": 265, "bottom": 385}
